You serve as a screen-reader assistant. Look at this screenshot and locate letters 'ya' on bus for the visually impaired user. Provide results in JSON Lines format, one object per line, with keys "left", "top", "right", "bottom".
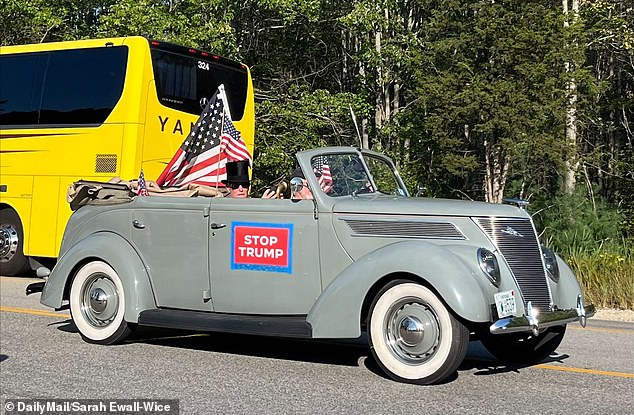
{"left": 0, "top": 36, "right": 255, "bottom": 275}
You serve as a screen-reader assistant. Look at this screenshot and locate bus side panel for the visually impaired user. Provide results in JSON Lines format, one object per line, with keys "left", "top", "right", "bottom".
{"left": 120, "top": 123, "right": 147, "bottom": 180}
{"left": 118, "top": 37, "right": 152, "bottom": 179}
{"left": 234, "top": 68, "right": 255, "bottom": 155}
{"left": 55, "top": 184, "right": 72, "bottom": 257}
{"left": 1, "top": 125, "right": 125, "bottom": 258}
{"left": 0, "top": 176, "right": 34, "bottom": 254}
{"left": 143, "top": 83, "right": 197, "bottom": 180}
{"left": 29, "top": 176, "right": 60, "bottom": 256}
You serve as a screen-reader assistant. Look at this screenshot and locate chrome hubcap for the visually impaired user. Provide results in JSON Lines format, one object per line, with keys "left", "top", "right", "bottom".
{"left": 0, "top": 224, "right": 19, "bottom": 262}
{"left": 89, "top": 287, "right": 109, "bottom": 313}
{"left": 385, "top": 298, "right": 440, "bottom": 364}
{"left": 399, "top": 316, "right": 425, "bottom": 346}
{"left": 81, "top": 274, "right": 119, "bottom": 327}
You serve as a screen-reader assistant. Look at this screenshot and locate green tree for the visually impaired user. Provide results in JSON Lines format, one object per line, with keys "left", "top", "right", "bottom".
{"left": 97, "top": 0, "right": 238, "bottom": 56}
{"left": 397, "top": 1, "right": 579, "bottom": 202}
{"left": 0, "top": 0, "right": 114, "bottom": 45}
{"left": 579, "top": 0, "right": 634, "bottom": 238}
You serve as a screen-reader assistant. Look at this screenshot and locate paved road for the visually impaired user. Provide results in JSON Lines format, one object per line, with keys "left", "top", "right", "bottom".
{"left": 1, "top": 276, "right": 633, "bottom": 415}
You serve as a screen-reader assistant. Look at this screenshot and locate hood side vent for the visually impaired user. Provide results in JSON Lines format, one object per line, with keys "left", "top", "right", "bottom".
{"left": 342, "top": 218, "right": 465, "bottom": 240}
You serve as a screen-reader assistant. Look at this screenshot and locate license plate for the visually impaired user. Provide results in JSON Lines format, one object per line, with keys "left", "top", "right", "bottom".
{"left": 494, "top": 290, "right": 517, "bottom": 318}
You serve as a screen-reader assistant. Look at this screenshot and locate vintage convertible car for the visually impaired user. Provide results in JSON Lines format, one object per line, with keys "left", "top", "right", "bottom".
{"left": 36, "top": 147, "right": 594, "bottom": 385}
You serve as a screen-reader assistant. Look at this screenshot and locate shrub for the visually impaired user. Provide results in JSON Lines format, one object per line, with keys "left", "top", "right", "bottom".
{"left": 532, "top": 190, "right": 633, "bottom": 310}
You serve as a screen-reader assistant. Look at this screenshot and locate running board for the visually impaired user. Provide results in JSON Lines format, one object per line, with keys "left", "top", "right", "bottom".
{"left": 138, "top": 309, "right": 313, "bottom": 338}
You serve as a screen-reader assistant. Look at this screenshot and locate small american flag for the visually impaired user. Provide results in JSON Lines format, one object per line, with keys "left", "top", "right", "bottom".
{"left": 312, "top": 156, "right": 333, "bottom": 193}
{"left": 137, "top": 169, "right": 150, "bottom": 196}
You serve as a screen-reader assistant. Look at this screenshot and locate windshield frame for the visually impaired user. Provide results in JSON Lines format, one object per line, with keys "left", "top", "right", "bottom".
{"left": 295, "top": 147, "right": 410, "bottom": 201}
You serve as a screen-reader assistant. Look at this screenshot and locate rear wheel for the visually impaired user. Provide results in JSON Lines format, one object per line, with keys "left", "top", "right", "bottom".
{"left": 0, "top": 208, "right": 30, "bottom": 276}
{"left": 69, "top": 261, "right": 132, "bottom": 344}
{"left": 368, "top": 280, "right": 469, "bottom": 385}
{"left": 480, "top": 325, "right": 567, "bottom": 364}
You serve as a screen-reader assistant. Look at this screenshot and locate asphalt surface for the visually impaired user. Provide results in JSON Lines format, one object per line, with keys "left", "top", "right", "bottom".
{"left": 1, "top": 276, "right": 633, "bottom": 415}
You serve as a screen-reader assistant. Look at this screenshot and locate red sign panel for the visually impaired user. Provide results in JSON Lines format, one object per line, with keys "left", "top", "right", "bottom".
{"left": 231, "top": 222, "right": 293, "bottom": 273}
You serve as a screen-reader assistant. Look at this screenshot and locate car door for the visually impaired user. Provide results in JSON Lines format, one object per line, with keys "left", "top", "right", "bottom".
{"left": 130, "top": 196, "right": 213, "bottom": 311}
{"left": 207, "top": 197, "right": 321, "bottom": 314}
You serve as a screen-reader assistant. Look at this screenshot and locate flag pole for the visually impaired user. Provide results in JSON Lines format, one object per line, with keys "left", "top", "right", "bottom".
{"left": 216, "top": 107, "right": 225, "bottom": 192}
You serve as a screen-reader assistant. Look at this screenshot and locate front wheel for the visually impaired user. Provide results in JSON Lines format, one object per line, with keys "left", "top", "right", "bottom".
{"left": 479, "top": 325, "right": 566, "bottom": 364}
{"left": 69, "top": 261, "right": 132, "bottom": 344}
{"left": 368, "top": 280, "right": 469, "bottom": 385}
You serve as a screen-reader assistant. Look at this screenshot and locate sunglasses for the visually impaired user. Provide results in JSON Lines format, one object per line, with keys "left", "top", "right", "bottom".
{"left": 227, "top": 182, "right": 250, "bottom": 189}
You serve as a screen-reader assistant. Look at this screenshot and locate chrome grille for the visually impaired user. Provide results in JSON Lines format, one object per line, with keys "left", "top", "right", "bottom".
{"left": 343, "top": 218, "right": 464, "bottom": 239}
{"left": 474, "top": 217, "right": 551, "bottom": 312}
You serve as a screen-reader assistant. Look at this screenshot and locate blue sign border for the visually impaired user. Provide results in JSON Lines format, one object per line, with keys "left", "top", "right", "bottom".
{"left": 230, "top": 222, "right": 294, "bottom": 274}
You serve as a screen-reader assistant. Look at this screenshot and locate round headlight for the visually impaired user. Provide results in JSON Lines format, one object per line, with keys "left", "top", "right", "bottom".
{"left": 477, "top": 248, "right": 501, "bottom": 287}
{"left": 542, "top": 246, "right": 560, "bottom": 282}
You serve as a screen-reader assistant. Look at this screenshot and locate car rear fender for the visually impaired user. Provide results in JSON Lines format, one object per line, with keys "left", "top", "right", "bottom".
{"left": 307, "top": 241, "right": 489, "bottom": 338}
{"left": 40, "top": 232, "right": 156, "bottom": 323}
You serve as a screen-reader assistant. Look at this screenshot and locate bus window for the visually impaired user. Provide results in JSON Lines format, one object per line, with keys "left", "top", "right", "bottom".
{"left": 151, "top": 49, "right": 248, "bottom": 120}
{"left": 0, "top": 54, "right": 41, "bottom": 126}
{"left": 39, "top": 47, "right": 128, "bottom": 125}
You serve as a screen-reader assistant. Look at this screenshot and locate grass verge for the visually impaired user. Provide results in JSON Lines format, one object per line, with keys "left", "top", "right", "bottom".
{"left": 566, "top": 246, "right": 633, "bottom": 310}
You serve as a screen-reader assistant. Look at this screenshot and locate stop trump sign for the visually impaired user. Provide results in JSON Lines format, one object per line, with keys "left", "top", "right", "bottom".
{"left": 231, "top": 222, "right": 294, "bottom": 273}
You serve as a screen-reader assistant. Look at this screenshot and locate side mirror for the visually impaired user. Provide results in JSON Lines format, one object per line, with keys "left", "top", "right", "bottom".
{"left": 290, "top": 177, "right": 304, "bottom": 199}
{"left": 415, "top": 182, "right": 427, "bottom": 197}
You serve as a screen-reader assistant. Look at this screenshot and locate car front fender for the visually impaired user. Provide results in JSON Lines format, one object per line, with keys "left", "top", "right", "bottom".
{"left": 307, "top": 241, "right": 490, "bottom": 338}
{"left": 41, "top": 232, "right": 156, "bottom": 323}
{"left": 549, "top": 253, "right": 586, "bottom": 310}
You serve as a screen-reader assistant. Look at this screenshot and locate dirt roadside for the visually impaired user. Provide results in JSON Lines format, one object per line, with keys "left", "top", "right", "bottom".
{"left": 593, "top": 308, "right": 634, "bottom": 322}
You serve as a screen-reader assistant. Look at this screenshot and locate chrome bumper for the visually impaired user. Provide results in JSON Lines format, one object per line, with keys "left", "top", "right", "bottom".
{"left": 490, "top": 295, "right": 595, "bottom": 336}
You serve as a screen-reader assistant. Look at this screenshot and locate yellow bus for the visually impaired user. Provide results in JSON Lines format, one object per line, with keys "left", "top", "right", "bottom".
{"left": 0, "top": 36, "right": 255, "bottom": 276}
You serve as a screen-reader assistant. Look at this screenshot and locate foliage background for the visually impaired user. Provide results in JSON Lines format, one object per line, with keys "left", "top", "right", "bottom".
{"left": 2, "top": 0, "right": 632, "bottom": 307}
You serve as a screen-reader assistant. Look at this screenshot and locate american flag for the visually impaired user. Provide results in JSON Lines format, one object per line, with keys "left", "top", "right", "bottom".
{"left": 137, "top": 169, "right": 150, "bottom": 196}
{"left": 220, "top": 112, "right": 252, "bottom": 165}
{"left": 312, "top": 156, "right": 333, "bottom": 193}
{"left": 156, "top": 84, "right": 250, "bottom": 187}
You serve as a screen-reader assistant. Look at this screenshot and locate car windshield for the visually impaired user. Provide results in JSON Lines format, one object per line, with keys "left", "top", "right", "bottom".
{"left": 309, "top": 153, "right": 407, "bottom": 197}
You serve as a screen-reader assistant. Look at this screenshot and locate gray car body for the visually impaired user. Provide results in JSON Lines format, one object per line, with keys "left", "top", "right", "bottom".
{"left": 41, "top": 147, "right": 585, "bottom": 339}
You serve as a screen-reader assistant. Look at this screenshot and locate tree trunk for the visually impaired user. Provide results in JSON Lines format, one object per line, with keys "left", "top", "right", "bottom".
{"left": 375, "top": 21, "right": 383, "bottom": 134}
{"left": 357, "top": 34, "right": 370, "bottom": 149}
{"left": 484, "top": 135, "right": 510, "bottom": 203}
{"left": 563, "top": 0, "right": 579, "bottom": 194}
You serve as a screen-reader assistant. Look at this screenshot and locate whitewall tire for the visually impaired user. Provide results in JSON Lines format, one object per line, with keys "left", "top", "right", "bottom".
{"left": 368, "top": 280, "right": 469, "bottom": 385}
{"left": 69, "top": 261, "right": 132, "bottom": 344}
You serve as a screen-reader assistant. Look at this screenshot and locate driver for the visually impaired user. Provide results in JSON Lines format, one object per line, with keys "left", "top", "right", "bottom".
{"left": 224, "top": 160, "right": 278, "bottom": 199}
{"left": 222, "top": 160, "right": 251, "bottom": 198}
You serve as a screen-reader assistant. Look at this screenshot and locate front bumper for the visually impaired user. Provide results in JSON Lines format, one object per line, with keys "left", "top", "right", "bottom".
{"left": 490, "top": 295, "right": 595, "bottom": 336}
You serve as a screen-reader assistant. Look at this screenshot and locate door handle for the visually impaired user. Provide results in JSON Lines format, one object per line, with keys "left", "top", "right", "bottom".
{"left": 132, "top": 220, "right": 145, "bottom": 229}
{"left": 210, "top": 222, "right": 226, "bottom": 229}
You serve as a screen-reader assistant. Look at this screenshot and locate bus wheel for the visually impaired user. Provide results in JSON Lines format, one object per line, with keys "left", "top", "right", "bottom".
{"left": 0, "top": 208, "right": 30, "bottom": 276}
